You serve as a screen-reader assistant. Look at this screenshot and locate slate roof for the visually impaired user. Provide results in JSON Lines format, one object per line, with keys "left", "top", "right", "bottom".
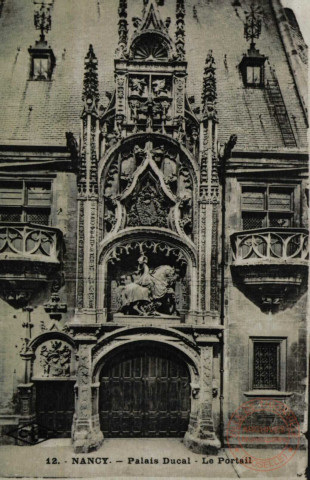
{"left": 0, "top": 0, "right": 307, "bottom": 151}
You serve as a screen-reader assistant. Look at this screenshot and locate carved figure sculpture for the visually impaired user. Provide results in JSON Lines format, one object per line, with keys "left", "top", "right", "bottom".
{"left": 115, "top": 254, "right": 178, "bottom": 316}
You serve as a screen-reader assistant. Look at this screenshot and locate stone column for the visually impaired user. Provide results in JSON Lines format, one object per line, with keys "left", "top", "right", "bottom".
{"left": 72, "top": 342, "right": 103, "bottom": 453}
{"left": 184, "top": 344, "right": 220, "bottom": 454}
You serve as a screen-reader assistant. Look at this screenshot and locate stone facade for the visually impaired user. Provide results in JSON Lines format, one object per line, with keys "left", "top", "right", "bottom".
{"left": 0, "top": 0, "right": 308, "bottom": 455}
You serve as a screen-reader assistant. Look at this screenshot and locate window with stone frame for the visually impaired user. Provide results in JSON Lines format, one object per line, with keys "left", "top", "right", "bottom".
{"left": 241, "top": 184, "right": 295, "bottom": 230}
{"left": 0, "top": 180, "right": 52, "bottom": 225}
{"left": 250, "top": 337, "right": 286, "bottom": 391}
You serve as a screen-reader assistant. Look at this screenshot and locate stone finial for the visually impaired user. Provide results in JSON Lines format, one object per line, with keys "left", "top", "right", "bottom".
{"left": 175, "top": 0, "right": 186, "bottom": 61}
{"left": 82, "top": 45, "right": 99, "bottom": 113}
{"left": 116, "top": 0, "right": 128, "bottom": 59}
{"left": 202, "top": 50, "right": 217, "bottom": 121}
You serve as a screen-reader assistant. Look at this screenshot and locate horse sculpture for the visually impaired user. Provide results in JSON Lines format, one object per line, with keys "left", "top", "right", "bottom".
{"left": 116, "top": 257, "right": 178, "bottom": 316}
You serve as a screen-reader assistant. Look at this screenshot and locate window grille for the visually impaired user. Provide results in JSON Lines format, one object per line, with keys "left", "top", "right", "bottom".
{"left": 253, "top": 342, "right": 279, "bottom": 389}
{"left": 26, "top": 211, "right": 50, "bottom": 225}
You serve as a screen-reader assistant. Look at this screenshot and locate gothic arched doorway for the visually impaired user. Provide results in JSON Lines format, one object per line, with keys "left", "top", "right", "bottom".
{"left": 99, "top": 343, "right": 191, "bottom": 437}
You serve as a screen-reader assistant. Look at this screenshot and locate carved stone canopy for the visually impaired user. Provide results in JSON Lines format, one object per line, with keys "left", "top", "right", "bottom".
{"left": 102, "top": 139, "right": 194, "bottom": 238}
{"left": 129, "top": 1, "right": 173, "bottom": 61}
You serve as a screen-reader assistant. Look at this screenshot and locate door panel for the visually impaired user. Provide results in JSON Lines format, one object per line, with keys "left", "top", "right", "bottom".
{"left": 35, "top": 381, "right": 75, "bottom": 437}
{"left": 99, "top": 345, "right": 190, "bottom": 437}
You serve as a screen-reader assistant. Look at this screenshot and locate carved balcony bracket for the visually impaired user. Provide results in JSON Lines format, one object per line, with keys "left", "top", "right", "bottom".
{"left": 230, "top": 228, "right": 308, "bottom": 312}
{"left": 0, "top": 223, "right": 65, "bottom": 308}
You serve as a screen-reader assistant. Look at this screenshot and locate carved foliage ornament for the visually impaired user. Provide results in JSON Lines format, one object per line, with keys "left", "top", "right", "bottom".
{"left": 202, "top": 50, "right": 217, "bottom": 121}
{"left": 82, "top": 44, "right": 99, "bottom": 112}
{"left": 106, "top": 240, "right": 188, "bottom": 269}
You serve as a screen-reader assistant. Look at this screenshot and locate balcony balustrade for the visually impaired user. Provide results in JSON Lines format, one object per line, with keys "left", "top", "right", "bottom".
{"left": 0, "top": 223, "right": 65, "bottom": 308}
{"left": 230, "top": 228, "right": 308, "bottom": 312}
{"left": 231, "top": 228, "right": 308, "bottom": 265}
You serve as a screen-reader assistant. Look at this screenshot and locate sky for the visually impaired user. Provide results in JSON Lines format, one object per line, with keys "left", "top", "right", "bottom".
{"left": 281, "top": 0, "right": 310, "bottom": 45}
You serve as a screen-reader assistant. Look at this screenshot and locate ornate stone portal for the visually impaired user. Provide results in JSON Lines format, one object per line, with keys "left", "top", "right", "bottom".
{"left": 68, "top": 0, "right": 224, "bottom": 454}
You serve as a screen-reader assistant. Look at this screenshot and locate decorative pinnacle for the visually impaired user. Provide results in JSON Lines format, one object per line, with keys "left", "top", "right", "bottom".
{"left": 175, "top": 0, "right": 185, "bottom": 61}
{"left": 82, "top": 44, "right": 99, "bottom": 111}
{"left": 33, "top": 2, "right": 52, "bottom": 42}
{"left": 117, "top": 0, "right": 128, "bottom": 57}
{"left": 244, "top": 3, "right": 263, "bottom": 49}
{"left": 202, "top": 50, "right": 217, "bottom": 121}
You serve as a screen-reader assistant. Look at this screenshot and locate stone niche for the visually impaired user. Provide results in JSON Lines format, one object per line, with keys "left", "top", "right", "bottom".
{"left": 106, "top": 240, "right": 190, "bottom": 321}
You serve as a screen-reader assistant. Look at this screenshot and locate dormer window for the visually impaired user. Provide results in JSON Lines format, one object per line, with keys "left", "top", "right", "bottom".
{"left": 29, "top": 43, "right": 55, "bottom": 81}
{"left": 239, "top": 47, "right": 266, "bottom": 88}
{"left": 29, "top": 3, "right": 55, "bottom": 81}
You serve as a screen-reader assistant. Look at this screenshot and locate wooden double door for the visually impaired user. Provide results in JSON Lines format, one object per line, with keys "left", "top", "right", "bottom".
{"left": 99, "top": 345, "right": 191, "bottom": 437}
{"left": 35, "top": 381, "right": 75, "bottom": 437}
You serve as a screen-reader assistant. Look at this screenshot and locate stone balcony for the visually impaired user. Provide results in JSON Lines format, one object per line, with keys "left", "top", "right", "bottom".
{"left": 230, "top": 228, "right": 308, "bottom": 312}
{"left": 0, "top": 223, "right": 65, "bottom": 308}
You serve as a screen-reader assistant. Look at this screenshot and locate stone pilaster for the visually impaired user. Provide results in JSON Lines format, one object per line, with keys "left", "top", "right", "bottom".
{"left": 196, "top": 50, "right": 220, "bottom": 318}
{"left": 75, "top": 45, "right": 100, "bottom": 322}
{"left": 72, "top": 342, "right": 103, "bottom": 453}
{"left": 184, "top": 344, "right": 220, "bottom": 453}
{"left": 17, "top": 383, "right": 38, "bottom": 445}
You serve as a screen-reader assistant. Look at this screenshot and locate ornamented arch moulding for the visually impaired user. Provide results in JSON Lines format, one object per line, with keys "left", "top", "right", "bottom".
{"left": 91, "top": 333, "right": 200, "bottom": 385}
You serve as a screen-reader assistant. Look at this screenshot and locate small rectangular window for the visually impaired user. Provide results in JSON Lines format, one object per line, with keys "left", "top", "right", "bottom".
{"left": 241, "top": 188, "right": 265, "bottom": 210}
{"left": 0, "top": 180, "right": 51, "bottom": 225}
{"left": 0, "top": 182, "right": 23, "bottom": 205}
{"left": 241, "top": 185, "right": 295, "bottom": 230}
{"left": 253, "top": 342, "right": 279, "bottom": 389}
{"left": 269, "top": 189, "right": 292, "bottom": 211}
{"left": 27, "top": 184, "right": 51, "bottom": 207}
{"left": 250, "top": 337, "right": 286, "bottom": 391}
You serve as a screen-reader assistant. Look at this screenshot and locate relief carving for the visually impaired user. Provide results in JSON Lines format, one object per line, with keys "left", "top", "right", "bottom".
{"left": 39, "top": 341, "right": 71, "bottom": 377}
{"left": 78, "top": 347, "right": 90, "bottom": 385}
{"left": 126, "top": 176, "right": 171, "bottom": 228}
